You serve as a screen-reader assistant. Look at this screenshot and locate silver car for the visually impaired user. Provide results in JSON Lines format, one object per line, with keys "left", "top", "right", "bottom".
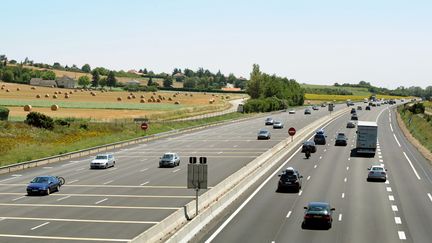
{"left": 367, "top": 165, "right": 387, "bottom": 182}
{"left": 273, "top": 121, "right": 284, "bottom": 129}
{"left": 159, "top": 152, "right": 180, "bottom": 168}
{"left": 90, "top": 154, "right": 115, "bottom": 169}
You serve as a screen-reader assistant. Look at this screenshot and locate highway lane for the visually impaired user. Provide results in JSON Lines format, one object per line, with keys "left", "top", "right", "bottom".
{"left": 200, "top": 101, "right": 431, "bottom": 243}
{"left": 0, "top": 104, "right": 346, "bottom": 242}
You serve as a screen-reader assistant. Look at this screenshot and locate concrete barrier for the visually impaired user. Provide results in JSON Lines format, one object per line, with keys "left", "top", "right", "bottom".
{"left": 131, "top": 107, "right": 349, "bottom": 243}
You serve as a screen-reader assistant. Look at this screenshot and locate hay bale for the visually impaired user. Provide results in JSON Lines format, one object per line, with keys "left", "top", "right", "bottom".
{"left": 53, "top": 94, "right": 58, "bottom": 99}
{"left": 129, "top": 93, "right": 134, "bottom": 96}
{"left": 45, "top": 94, "right": 50, "bottom": 98}
{"left": 151, "top": 98, "right": 156, "bottom": 102}
{"left": 31, "top": 86, "right": 36, "bottom": 90}
{"left": 148, "top": 99, "right": 152, "bottom": 102}
{"left": 174, "top": 101, "right": 180, "bottom": 105}
{"left": 226, "top": 96, "right": 230, "bottom": 99}
{"left": 0, "top": 86, "right": 4, "bottom": 90}
{"left": 36, "top": 94, "right": 41, "bottom": 98}
{"left": 6, "top": 89, "right": 10, "bottom": 92}
{"left": 51, "top": 104, "right": 59, "bottom": 111}
{"left": 117, "top": 97, "right": 122, "bottom": 101}
{"left": 173, "top": 94, "right": 177, "bottom": 98}
{"left": 162, "top": 97, "right": 166, "bottom": 100}
{"left": 74, "top": 89, "right": 78, "bottom": 92}
{"left": 212, "top": 94, "right": 215, "bottom": 96}
{"left": 80, "top": 89, "right": 84, "bottom": 92}
{"left": 91, "top": 93, "right": 96, "bottom": 96}
{"left": 151, "top": 95, "right": 154, "bottom": 99}
{"left": 24, "top": 105, "right": 32, "bottom": 111}
{"left": 64, "top": 94, "right": 70, "bottom": 99}
{"left": 54, "top": 91, "right": 58, "bottom": 94}
{"left": 127, "top": 96, "right": 132, "bottom": 99}
{"left": 156, "top": 99, "right": 161, "bottom": 103}
{"left": 58, "top": 91, "right": 62, "bottom": 94}
{"left": 69, "top": 91, "right": 73, "bottom": 94}
{"left": 190, "top": 93, "right": 193, "bottom": 97}
{"left": 153, "top": 92, "right": 156, "bottom": 95}
{"left": 16, "top": 88, "right": 20, "bottom": 91}
{"left": 140, "top": 95, "right": 145, "bottom": 98}
{"left": 168, "top": 97, "right": 172, "bottom": 101}
{"left": 140, "top": 99, "right": 145, "bottom": 103}
{"left": 132, "top": 95, "right": 136, "bottom": 99}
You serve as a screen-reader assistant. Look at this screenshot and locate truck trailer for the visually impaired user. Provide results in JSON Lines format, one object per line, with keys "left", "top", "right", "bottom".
{"left": 356, "top": 121, "right": 378, "bottom": 156}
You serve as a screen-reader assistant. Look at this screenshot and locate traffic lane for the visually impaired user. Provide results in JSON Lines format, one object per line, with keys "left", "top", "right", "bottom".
{"left": 206, "top": 110, "right": 349, "bottom": 242}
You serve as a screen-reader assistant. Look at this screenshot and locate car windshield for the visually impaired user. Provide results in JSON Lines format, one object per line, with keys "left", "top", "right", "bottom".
{"left": 31, "top": 177, "right": 49, "bottom": 183}
{"left": 163, "top": 154, "right": 174, "bottom": 159}
{"left": 96, "top": 155, "right": 108, "bottom": 160}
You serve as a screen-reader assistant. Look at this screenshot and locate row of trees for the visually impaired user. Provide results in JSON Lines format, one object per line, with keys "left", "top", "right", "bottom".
{"left": 0, "top": 65, "right": 57, "bottom": 84}
{"left": 77, "top": 70, "right": 117, "bottom": 89}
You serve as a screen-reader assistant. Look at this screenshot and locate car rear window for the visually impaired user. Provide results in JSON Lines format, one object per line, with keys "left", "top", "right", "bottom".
{"left": 96, "top": 155, "right": 108, "bottom": 160}
{"left": 163, "top": 154, "right": 174, "bottom": 159}
{"left": 32, "top": 177, "right": 48, "bottom": 183}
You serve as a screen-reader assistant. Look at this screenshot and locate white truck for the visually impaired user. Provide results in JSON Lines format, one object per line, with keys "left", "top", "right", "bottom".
{"left": 356, "top": 121, "right": 378, "bottom": 156}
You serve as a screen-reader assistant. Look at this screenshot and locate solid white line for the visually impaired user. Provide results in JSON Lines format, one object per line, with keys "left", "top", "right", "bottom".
{"left": 95, "top": 198, "right": 108, "bottom": 204}
{"left": 341, "top": 193, "right": 345, "bottom": 198}
{"left": 390, "top": 124, "right": 394, "bottom": 132}
{"left": 31, "top": 222, "right": 50, "bottom": 230}
{"left": 403, "top": 152, "right": 421, "bottom": 180}
{"left": 103, "top": 180, "right": 114, "bottom": 185}
{"left": 386, "top": 187, "right": 392, "bottom": 192}
{"left": 0, "top": 178, "right": 16, "bottom": 183}
{"left": 395, "top": 217, "right": 402, "bottom": 224}
{"left": 393, "top": 134, "right": 401, "bottom": 147}
{"left": 56, "top": 195, "right": 71, "bottom": 201}
{"left": 398, "top": 231, "right": 406, "bottom": 240}
{"left": 338, "top": 214, "right": 342, "bottom": 221}
{"left": 427, "top": 193, "right": 432, "bottom": 203}
{"left": 286, "top": 211, "right": 292, "bottom": 218}
{"left": 298, "top": 190, "right": 303, "bottom": 196}
{"left": 205, "top": 146, "right": 303, "bottom": 243}
{"left": 12, "top": 196, "right": 25, "bottom": 201}
{"left": 43, "top": 167, "right": 53, "bottom": 169}
{"left": 391, "top": 205, "right": 398, "bottom": 211}
{"left": 11, "top": 174, "right": 22, "bottom": 177}
{"left": 306, "top": 176, "right": 310, "bottom": 181}
{"left": 0, "top": 216, "right": 158, "bottom": 224}
{"left": 0, "top": 234, "right": 130, "bottom": 242}
{"left": 389, "top": 195, "right": 395, "bottom": 201}
{"left": 172, "top": 169, "right": 181, "bottom": 173}
{"left": 68, "top": 179, "right": 79, "bottom": 184}
{"left": 140, "top": 181, "right": 149, "bottom": 186}
{"left": 0, "top": 203, "right": 180, "bottom": 210}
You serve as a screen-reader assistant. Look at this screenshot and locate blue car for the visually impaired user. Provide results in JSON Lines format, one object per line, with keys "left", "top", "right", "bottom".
{"left": 26, "top": 176, "right": 63, "bottom": 195}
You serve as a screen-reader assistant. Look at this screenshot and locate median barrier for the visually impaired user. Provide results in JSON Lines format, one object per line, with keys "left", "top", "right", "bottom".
{"left": 131, "top": 107, "right": 349, "bottom": 243}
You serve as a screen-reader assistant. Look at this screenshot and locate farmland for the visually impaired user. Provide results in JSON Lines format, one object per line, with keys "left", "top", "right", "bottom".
{"left": 0, "top": 82, "right": 246, "bottom": 121}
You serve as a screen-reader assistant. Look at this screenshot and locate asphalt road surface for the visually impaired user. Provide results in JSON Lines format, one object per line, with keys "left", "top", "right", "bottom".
{"left": 200, "top": 101, "right": 432, "bottom": 243}
{"left": 0, "top": 104, "right": 345, "bottom": 242}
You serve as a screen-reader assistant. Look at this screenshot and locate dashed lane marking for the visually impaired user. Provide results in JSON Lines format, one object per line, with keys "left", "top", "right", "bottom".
{"left": 56, "top": 196, "right": 71, "bottom": 201}
{"left": 0, "top": 203, "right": 180, "bottom": 210}
{"left": 0, "top": 234, "right": 131, "bottom": 242}
{"left": 42, "top": 167, "right": 53, "bottom": 169}
{"left": 403, "top": 152, "right": 421, "bottom": 180}
{"left": 314, "top": 165, "right": 317, "bottom": 169}
{"left": 344, "top": 178, "right": 347, "bottom": 182}
{"left": 391, "top": 205, "right": 398, "bottom": 211}
{"left": 348, "top": 158, "right": 351, "bottom": 161}
{"left": 386, "top": 187, "right": 392, "bottom": 192}
{"left": 393, "top": 134, "right": 401, "bottom": 147}
{"left": 172, "top": 169, "right": 181, "bottom": 173}
{"left": 30, "top": 222, "right": 50, "bottom": 231}
{"left": 395, "top": 217, "right": 402, "bottom": 224}
{"left": 0, "top": 216, "right": 158, "bottom": 224}
{"left": 103, "top": 180, "right": 114, "bottom": 185}
{"left": 95, "top": 198, "right": 108, "bottom": 204}
{"left": 338, "top": 214, "right": 342, "bottom": 221}
{"left": 286, "top": 211, "right": 292, "bottom": 218}
{"left": 11, "top": 196, "right": 25, "bottom": 201}
{"left": 346, "top": 166, "right": 349, "bottom": 171}
{"left": 398, "top": 231, "right": 406, "bottom": 240}
{"left": 140, "top": 168, "right": 149, "bottom": 172}
{"left": 390, "top": 124, "right": 394, "bottom": 132}
{"left": 68, "top": 180, "right": 79, "bottom": 184}
{"left": 75, "top": 168, "right": 86, "bottom": 172}
{"left": 427, "top": 193, "right": 432, "bottom": 203}
{"left": 385, "top": 180, "right": 390, "bottom": 184}
{"left": 389, "top": 195, "right": 395, "bottom": 201}
{"left": 379, "top": 159, "right": 384, "bottom": 162}
{"left": 140, "top": 181, "right": 149, "bottom": 186}
{"left": 298, "top": 190, "right": 303, "bottom": 196}
{"left": 307, "top": 176, "right": 310, "bottom": 181}
{"left": 341, "top": 193, "right": 345, "bottom": 198}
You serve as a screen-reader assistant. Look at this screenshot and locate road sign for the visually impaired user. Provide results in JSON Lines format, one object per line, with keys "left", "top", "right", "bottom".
{"left": 328, "top": 103, "right": 334, "bottom": 112}
{"left": 141, "top": 122, "right": 148, "bottom": 130}
{"left": 187, "top": 158, "right": 208, "bottom": 189}
{"left": 288, "top": 127, "right": 296, "bottom": 136}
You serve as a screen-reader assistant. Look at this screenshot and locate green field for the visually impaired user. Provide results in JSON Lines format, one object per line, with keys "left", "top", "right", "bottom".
{"left": 398, "top": 106, "right": 432, "bottom": 153}
{"left": 301, "top": 84, "right": 371, "bottom": 96}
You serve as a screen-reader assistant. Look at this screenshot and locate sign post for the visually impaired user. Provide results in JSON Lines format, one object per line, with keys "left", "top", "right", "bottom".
{"left": 187, "top": 157, "right": 208, "bottom": 217}
{"left": 288, "top": 127, "right": 296, "bottom": 142}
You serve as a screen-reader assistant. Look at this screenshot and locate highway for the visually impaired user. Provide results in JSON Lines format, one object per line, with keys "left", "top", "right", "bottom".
{"left": 0, "top": 104, "right": 346, "bottom": 242}
{"left": 200, "top": 102, "right": 432, "bottom": 243}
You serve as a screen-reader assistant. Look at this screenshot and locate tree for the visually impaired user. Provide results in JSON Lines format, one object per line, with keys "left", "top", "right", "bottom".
{"left": 143, "top": 68, "right": 148, "bottom": 74}
{"left": 41, "top": 71, "right": 56, "bottom": 80}
{"left": 246, "top": 64, "right": 262, "bottom": 99}
{"left": 99, "top": 77, "right": 107, "bottom": 88}
{"left": 78, "top": 76, "right": 90, "bottom": 88}
{"left": 53, "top": 62, "right": 62, "bottom": 69}
{"left": 106, "top": 71, "right": 117, "bottom": 88}
{"left": 2, "top": 70, "right": 14, "bottom": 82}
{"left": 183, "top": 77, "right": 197, "bottom": 88}
{"left": 163, "top": 77, "right": 173, "bottom": 88}
{"left": 91, "top": 70, "right": 100, "bottom": 87}
{"left": 147, "top": 77, "right": 154, "bottom": 86}
{"left": 81, "top": 64, "right": 91, "bottom": 73}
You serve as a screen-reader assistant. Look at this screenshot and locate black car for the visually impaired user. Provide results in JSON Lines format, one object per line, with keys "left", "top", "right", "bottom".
{"left": 314, "top": 133, "right": 326, "bottom": 145}
{"left": 335, "top": 133, "right": 348, "bottom": 146}
{"left": 302, "top": 202, "right": 335, "bottom": 229}
{"left": 350, "top": 108, "right": 356, "bottom": 114}
{"left": 301, "top": 141, "right": 317, "bottom": 153}
{"left": 365, "top": 106, "right": 371, "bottom": 110}
{"left": 277, "top": 167, "right": 303, "bottom": 192}
{"left": 351, "top": 113, "right": 358, "bottom": 120}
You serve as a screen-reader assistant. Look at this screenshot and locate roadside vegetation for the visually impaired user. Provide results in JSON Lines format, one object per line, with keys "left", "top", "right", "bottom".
{"left": 398, "top": 102, "right": 432, "bottom": 153}
{"left": 0, "top": 112, "right": 251, "bottom": 166}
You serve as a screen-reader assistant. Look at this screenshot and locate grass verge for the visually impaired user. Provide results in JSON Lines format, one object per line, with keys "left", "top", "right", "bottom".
{"left": 397, "top": 106, "right": 432, "bottom": 154}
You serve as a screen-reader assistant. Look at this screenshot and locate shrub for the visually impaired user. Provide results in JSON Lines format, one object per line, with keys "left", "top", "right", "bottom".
{"left": 0, "top": 107, "right": 9, "bottom": 121}
{"left": 55, "top": 118, "right": 71, "bottom": 127}
{"left": 409, "top": 103, "right": 425, "bottom": 114}
{"left": 25, "top": 112, "right": 54, "bottom": 130}
{"left": 243, "top": 97, "right": 287, "bottom": 113}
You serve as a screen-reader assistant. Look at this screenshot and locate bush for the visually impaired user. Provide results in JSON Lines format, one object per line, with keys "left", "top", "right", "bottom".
{"left": 0, "top": 107, "right": 9, "bottom": 120}
{"left": 55, "top": 118, "right": 71, "bottom": 127}
{"left": 25, "top": 112, "right": 54, "bottom": 130}
{"left": 243, "top": 97, "right": 287, "bottom": 113}
{"left": 409, "top": 103, "right": 425, "bottom": 114}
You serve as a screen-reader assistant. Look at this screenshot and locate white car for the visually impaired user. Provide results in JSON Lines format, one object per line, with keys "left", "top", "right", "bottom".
{"left": 288, "top": 110, "right": 296, "bottom": 114}
{"left": 367, "top": 165, "right": 387, "bottom": 182}
{"left": 273, "top": 121, "right": 284, "bottom": 129}
{"left": 90, "top": 154, "right": 116, "bottom": 169}
{"left": 159, "top": 152, "right": 180, "bottom": 168}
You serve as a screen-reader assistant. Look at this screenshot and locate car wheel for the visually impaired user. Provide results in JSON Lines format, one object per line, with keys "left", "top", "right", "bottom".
{"left": 46, "top": 188, "right": 51, "bottom": 195}
{"left": 112, "top": 161, "right": 115, "bottom": 167}
{"left": 56, "top": 185, "right": 60, "bottom": 192}
{"left": 105, "top": 164, "right": 108, "bottom": 169}
{"left": 301, "top": 222, "right": 307, "bottom": 229}
{"left": 366, "top": 178, "right": 370, "bottom": 182}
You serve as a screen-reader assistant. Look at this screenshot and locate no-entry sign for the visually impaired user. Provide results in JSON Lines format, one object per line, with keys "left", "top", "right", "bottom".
{"left": 141, "top": 122, "right": 149, "bottom": 130}
{"left": 288, "top": 127, "right": 296, "bottom": 136}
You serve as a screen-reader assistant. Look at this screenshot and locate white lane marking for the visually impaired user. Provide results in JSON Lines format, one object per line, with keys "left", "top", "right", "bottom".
{"left": 217, "top": 152, "right": 223, "bottom": 154}
{"left": 378, "top": 151, "right": 382, "bottom": 155}
{"left": 56, "top": 196, "right": 71, "bottom": 201}
{"left": 233, "top": 145, "right": 238, "bottom": 148}
{"left": 0, "top": 234, "right": 130, "bottom": 242}
{"left": 378, "top": 155, "right": 383, "bottom": 159}
{"left": 0, "top": 216, "right": 157, "bottom": 224}
{"left": 427, "top": 193, "right": 432, "bottom": 203}
{"left": 338, "top": 214, "right": 342, "bottom": 221}
{"left": 172, "top": 169, "right": 181, "bottom": 173}
{"left": 314, "top": 165, "right": 317, "bottom": 168}
{"left": 393, "top": 134, "right": 401, "bottom": 147}
{"left": 95, "top": 198, "right": 108, "bottom": 204}
{"left": 341, "top": 193, "right": 345, "bottom": 198}
{"left": 392, "top": 205, "right": 398, "bottom": 212}
{"left": 319, "top": 156, "right": 322, "bottom": 159}
{"left": 298, "top": 190, "right": 303, "bottom": 196}
{"left": 205, "top": 146, "right": 303, "bottom": 243}
{"left": 389, "top": 195, "right": 395, "bottom": 201}
{"left": 344, "top": 177, "right": 347, "bottom": 182}
{"left": 42, "top": 167, "right": 53, "bottom": 169}
{"left": 398, "top": 231, "right": 406, "bottom": 240}
{"left": 377, "top": 148, "right": 381, "bottom": 152}
{"left": 390, "top": 124, "right": 394, "bottom": 132}
{"left": 348, "top": 158, "right": 351, "bottom": 161}
{"left": 286, "top": 211, "right": 292, "bottom": 218}
{"left": 395, "top": 217, "right": 402, "bottom": 224}
{"left": 75, "top": 168, "right": 85, "bottom": 172}
{"left": 380, "top": 163, "right": 385, "bottom": 166}
{"left": 140, "top": 168, "right": 149, "bottom": 172}
{"left": 346, "top": 166, "right": 349, "bottom": 171}
{"left": 306, "top": 176, "right": 310, "bottom": 181}
{"left": 379, "top": 159, "right": 384, "bottom": 162}
{"left": 11, "top": 174, "right": 22, "bottom": 177}
{"left": 403, "top": 152, "right": 421, "bottom": 180}
{"left": 68, "top": 180, "right": 79, "bottom": 184}
{"left": 385, "top": 180, "right": 390, "bottom": 184}
{"left": 0, "top": 218, "right": 4, "bottom": 222}
{"left": 386, "top": 187, "right": 392, "bottom": 192}
{"left": 30, "top": 222, "right": 50, "bottom": 230}
{"left": 324, "top": 149, "right": 327, "bottom": 152}
{"left": 12, "top": 196, "right": 25, "bottom": 201}
{"left": 140, "top": 181, "right": 149, "bottom": 186}
{"left": 103, "top": 180, "right": 114, "bottom": 185}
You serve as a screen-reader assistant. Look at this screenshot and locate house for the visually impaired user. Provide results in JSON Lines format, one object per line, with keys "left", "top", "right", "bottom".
{"left": 30, "top": 78, "right": 57, "bottom": 87}
{"left": 56, "top": 75, "right": 77, "bottom": 88}
{"left": 126, "top": 79, "right": 141, "bottom": 86}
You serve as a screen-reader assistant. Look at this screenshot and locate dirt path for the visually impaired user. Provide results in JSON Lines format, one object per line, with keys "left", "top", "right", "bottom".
{"left": 173, "top": 98, "right": 245, "bottom": 121}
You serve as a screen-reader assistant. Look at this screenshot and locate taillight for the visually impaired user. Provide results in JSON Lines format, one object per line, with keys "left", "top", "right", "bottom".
{"left": 304, "top": 214, "right": 312, "bottom": 219}
{"left": 381, "top": 172, "right": 386, "bottom": 175}
{"left": 324, "top": 215, "right": 330, "bottom": 220}
{"left": 369, "top": 171, "right": 374, "bottom": 174}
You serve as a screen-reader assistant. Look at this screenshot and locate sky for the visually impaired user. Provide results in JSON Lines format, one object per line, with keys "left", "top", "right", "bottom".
{"left": 2, "top": 0, "right": 431, "bottom": 89}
